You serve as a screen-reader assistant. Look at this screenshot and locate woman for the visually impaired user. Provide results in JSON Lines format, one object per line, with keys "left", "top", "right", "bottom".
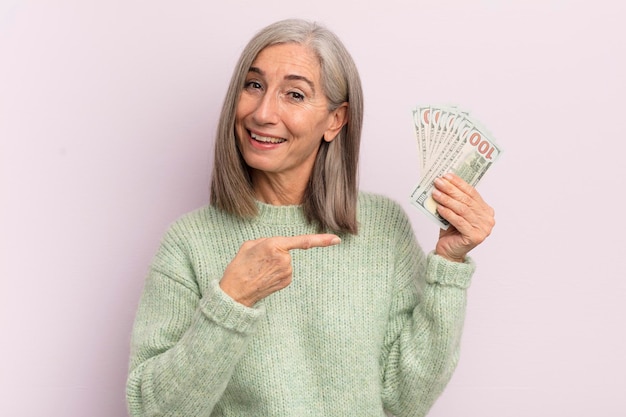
{"left": 126, "top": 18, "right": 495, "bottom": 417}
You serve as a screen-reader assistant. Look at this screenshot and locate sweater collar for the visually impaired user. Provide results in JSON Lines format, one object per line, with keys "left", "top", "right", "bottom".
{"left": 254, "top": 200, "right": 309, "bottom": 226}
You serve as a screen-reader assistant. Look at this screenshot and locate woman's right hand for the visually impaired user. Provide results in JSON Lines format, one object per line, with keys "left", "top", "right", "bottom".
{"left": 219, "top": 234, "right": 341, "bottom": 307}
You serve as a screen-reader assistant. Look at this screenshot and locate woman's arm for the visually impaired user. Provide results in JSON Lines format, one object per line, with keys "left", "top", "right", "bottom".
{"left": 380, "top": 247, "right": 474, "bottom": 417}
{"left": 376, "top": 195, "right": 478, "bottom": 416}
{"left": 126, "top": 227, "right": 264, "bottom": 417}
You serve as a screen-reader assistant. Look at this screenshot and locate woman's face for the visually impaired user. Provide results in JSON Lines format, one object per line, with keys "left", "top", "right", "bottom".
{"left": 235, "top": 43, "right": 346, "bottom": 183}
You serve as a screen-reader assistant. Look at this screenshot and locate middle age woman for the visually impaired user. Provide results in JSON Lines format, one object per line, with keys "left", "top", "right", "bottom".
{"left": 127, "top": 18, "right": 495, "bottom": 417}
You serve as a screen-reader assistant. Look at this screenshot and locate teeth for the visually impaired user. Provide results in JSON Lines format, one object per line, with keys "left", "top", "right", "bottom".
{"left": 251, "top": 133, "right": 286, "bottom": 144}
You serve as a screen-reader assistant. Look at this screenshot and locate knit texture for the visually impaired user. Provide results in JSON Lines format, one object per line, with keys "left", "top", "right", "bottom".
{"left": 127, "top": 192, "right": 475, "bottom": 417}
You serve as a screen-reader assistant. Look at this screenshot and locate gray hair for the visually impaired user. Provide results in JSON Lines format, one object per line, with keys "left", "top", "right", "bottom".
{"left": 210, "top": 18, "right": 363, "bottom": 234}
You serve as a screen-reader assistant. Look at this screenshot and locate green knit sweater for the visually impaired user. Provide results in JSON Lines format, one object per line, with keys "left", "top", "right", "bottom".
{"left": 127, "top": 192, "right": 475, "bottom": 417}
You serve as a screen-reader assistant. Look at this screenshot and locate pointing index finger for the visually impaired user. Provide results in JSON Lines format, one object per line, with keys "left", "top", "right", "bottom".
{"left": 276, "top": 234, "right": 341, "bottom": 251}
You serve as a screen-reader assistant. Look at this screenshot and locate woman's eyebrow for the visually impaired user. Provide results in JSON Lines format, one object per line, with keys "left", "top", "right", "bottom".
{"left": 248, "top": 67, "right": 316, "bottom": 93}
{"left": 284, "top": 74, "right": 315, "bottom": 93}
{"left": 248, "top": 66, "right": 264, "bottom": 76}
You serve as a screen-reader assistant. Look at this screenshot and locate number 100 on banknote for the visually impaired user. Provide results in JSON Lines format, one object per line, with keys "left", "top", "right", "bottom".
{"left": 409, "top": 105, "right": 503, "bottom": 229}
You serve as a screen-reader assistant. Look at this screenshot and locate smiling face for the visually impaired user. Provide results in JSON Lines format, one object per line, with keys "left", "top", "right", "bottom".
{"left": 235, "top": 43, "right": 346, "bottom": 198}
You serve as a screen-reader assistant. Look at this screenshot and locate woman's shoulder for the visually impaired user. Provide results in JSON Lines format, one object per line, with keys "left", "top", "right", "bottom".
{"left": 357, "top": 191, "right": 412, "bottom": 229}
{"left": 358, "top": 191, "right": 407, "bottom": 215}
{"left": 152, "top": 204, "right": 251, "bottom": 258}
{"left": 167, "top": 204, "right": 212, "bottom": 227}
{"left": 162, "top": 204, "right": 236, "bottom": 240}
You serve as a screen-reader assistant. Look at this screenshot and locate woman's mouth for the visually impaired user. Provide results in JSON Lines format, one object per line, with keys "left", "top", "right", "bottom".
{"left": 250, "top": 132, "right": 286, "bottom": 144}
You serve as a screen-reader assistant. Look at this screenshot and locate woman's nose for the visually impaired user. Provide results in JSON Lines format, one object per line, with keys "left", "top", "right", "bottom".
{"left": 252, "top": 92, "right": 280, "bottom": 125}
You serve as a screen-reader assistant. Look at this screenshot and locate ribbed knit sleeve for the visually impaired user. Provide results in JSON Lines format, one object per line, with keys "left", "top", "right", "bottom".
{"left": 380, "top": 206, "right": 475, "bottom": 417}
{"left": 126, "top": 221, "right": 264, "bottom": 417}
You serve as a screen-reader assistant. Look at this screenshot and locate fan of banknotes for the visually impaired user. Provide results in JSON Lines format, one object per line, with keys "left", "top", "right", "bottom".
{"left": 409, "top": 104, "right": 503, "bottom": 229}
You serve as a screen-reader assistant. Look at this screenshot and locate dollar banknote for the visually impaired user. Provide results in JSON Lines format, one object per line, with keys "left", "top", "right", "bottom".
{"left": 409, "top": 105, "right": 502, "bottom": 229}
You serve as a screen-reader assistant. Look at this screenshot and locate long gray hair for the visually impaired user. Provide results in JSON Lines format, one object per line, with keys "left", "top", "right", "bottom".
{"left": 210, "top": 19, "right": 363, "bottom": 234}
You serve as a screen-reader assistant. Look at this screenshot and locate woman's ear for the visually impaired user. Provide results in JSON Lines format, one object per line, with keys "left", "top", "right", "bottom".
{"left": 323, "top": 103, "right": 349, "bottom": 143}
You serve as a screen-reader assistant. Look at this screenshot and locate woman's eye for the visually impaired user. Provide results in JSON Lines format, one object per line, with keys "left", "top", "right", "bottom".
{"left": 244, "top": 81, "right": 262, "bottom": 90}
{"left": 289, "top": 91, "right": 305, "bottom": 101}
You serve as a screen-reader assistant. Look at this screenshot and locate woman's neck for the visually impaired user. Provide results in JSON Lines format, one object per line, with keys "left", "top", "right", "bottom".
{"left": 251, "top": 171, "right": 308, "bottom": 206}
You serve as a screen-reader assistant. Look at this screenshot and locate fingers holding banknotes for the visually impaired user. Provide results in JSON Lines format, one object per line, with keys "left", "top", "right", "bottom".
{"left": 432, "top": 173, "right": 495, "bottom": 262}
{"left": 409, "top": 104, "right": 502, "bottom": 230}
{"left": 220, "top": 234, "right": 341, "bottom": 307}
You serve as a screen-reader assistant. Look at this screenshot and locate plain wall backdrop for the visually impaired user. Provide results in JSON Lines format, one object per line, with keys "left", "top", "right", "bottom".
{"left": 1, "top": 1, "right": 624, "bottom": 416}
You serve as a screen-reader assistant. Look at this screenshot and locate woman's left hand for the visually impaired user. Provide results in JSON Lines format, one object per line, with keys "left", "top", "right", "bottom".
{"left": 431, "top": 173, "right": 495, "bottom": 263}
